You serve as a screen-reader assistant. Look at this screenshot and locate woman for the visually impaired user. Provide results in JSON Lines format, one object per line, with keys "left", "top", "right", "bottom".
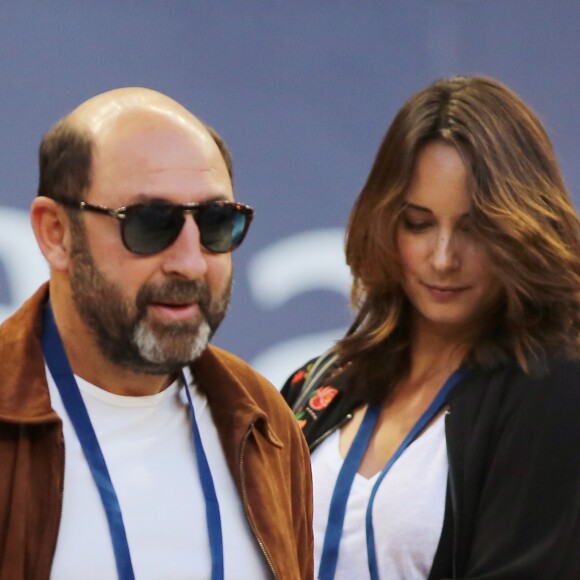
{"left": 282, "top": 75, "right": 580, "bottom": 579}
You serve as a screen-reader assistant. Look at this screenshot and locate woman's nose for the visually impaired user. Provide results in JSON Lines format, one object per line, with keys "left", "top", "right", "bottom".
{"left": 431, "top": 232, "right": 459, "bottom": 272}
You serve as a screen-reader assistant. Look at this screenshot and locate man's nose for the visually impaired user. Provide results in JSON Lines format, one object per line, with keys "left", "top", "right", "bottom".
{"left": 160, "top": 214, "right": 208, "bottom": 279}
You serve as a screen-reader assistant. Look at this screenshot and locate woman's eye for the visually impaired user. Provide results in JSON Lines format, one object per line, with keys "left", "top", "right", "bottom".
{"left": 402, "top": 218, "right": 432, "bottom": 231}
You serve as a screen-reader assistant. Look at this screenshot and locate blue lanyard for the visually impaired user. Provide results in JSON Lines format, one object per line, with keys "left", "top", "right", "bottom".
{"left": 318, "top": 367, "right": 464, "bottom": 580}
{"left": 182, "top": 371, "right": 224, "bottom": 580}
{"left": 42, "top": 303, "right": 224, "bottom": 580}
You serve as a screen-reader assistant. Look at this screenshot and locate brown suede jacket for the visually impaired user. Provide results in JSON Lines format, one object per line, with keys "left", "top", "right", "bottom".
{"left": 0, "top": 285, "right": 313, "bottom": 580}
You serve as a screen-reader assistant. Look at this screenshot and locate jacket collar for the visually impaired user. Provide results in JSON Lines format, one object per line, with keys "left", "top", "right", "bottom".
{"left": 0, "top": 283, "right": 58, "bottom": 424}
{"left": 0, "top": 283, "right": 281, "bottom": 449}
{"left": 191, "top": 346, "right": 283, "bottom": 450}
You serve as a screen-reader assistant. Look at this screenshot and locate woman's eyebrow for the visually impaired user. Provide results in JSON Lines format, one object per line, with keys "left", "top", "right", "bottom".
{"left": 404, "top": 202, "right": 471, "bottom": 220}
{"left": 404, "top": 202, "right": 433, "bottom": 214}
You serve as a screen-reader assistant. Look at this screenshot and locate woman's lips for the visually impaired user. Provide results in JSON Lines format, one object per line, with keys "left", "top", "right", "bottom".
{"left": 423, "top": 283, "right": 469, "bottom": 301}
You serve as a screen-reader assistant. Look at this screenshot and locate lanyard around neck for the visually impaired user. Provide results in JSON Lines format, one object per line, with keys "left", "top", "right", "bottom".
{"left": 41, "top": 302, "right": 224, "bottom": 580}
{"left": 317, "top": 367, "right": 464, "bottom": 580}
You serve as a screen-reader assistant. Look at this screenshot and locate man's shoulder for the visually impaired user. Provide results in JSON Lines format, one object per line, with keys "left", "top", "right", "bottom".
{"left": 0, "top": 284, "right": 53, "bottom": 421}
{"left": 0, "top": 284, "right": 47, "bottom": 361}
{"left": 195, "top": 345, "right": 304, "bottom": 441}
{"left": 0, "top": 283, "right": 48, "bottom": 339}
{"left": 201, "top": 344, "right": 273, "bottom": 389}
{"left": 195, "top": 344, "right": 288, "bottom": 412}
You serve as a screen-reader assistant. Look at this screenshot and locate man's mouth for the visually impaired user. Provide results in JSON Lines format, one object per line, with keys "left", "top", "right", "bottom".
{"left": 148, "top": 302, "right": 200, "bottom": 321}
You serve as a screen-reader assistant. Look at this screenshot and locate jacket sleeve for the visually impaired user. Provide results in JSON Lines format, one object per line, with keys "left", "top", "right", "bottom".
{"left": 452, "top": 359, "right": 580, "bottom": 579}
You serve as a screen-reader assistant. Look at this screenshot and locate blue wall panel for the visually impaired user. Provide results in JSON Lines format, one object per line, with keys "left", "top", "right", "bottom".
{"left": 0, "top": 1, "right": 578, "bottom": 385}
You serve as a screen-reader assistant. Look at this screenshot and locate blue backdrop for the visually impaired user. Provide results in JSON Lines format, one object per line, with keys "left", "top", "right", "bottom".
{"left": 1, "top": 1, "right": 578, "bottom": 386}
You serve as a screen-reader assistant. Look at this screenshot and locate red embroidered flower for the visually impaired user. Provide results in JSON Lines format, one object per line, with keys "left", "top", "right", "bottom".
{"left": 291, "top": 369, "right": 306, "bottom": 384}
{"left": 309, "top": 386, "right": 338, "bottom": 411}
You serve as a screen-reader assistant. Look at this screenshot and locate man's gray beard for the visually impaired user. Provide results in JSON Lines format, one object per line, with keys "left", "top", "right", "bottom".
{"left": 132, "top": 316, "right": 211, "bottom": 367}
{"left": 68, "top": 219, "right": 231, "bottom": 375}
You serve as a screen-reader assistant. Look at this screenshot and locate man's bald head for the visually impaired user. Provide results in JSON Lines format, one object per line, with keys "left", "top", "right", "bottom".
{"left": 38, "top": 87, "right": 233, "bottom": 202}
{"left": 68, "top": 87, "right": 198, "bottom": 132}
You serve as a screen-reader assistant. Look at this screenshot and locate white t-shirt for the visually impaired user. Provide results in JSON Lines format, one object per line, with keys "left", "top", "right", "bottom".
{"left": 46, "top": 365, "right": 269, "bottom": 580}
{"left": 311, "top": 413, "right": 448, "bottom": 580}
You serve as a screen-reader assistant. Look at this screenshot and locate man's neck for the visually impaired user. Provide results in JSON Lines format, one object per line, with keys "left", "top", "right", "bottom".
{"left": 74, "top": 366, "right": 177, "bottom": 397}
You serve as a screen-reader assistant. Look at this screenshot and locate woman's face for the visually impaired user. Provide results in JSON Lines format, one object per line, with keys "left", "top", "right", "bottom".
{"left": 397, "top": 141, "right": 503, "bottom": 337}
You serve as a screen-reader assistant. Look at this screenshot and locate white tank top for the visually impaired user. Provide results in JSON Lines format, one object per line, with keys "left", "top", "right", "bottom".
{"left": 311, "top": 413, "right": 448, "bottom": 579}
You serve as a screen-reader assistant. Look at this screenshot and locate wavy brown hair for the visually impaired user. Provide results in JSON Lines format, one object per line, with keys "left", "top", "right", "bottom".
{"left": 336, "top": 75, "right": 580, "bottom": 403}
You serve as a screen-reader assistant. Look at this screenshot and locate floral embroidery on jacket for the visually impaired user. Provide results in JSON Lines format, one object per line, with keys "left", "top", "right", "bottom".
{"left": 309, "top": 386, "right": 339, "bottom": 411}
{"left": 286, "top": 358, "right": 342, "bottom": 433}
{"left": 291, "top": 369, "right": 306, "bottom": 384}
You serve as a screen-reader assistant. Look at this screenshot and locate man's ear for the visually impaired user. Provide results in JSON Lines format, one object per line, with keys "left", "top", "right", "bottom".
{"left": 31, "top": 196, "right": 73, "bottom": 271}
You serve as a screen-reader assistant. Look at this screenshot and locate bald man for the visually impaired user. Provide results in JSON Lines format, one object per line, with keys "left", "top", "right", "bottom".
{"left": 0, "top": 88, "right": 313, "bottom": 580}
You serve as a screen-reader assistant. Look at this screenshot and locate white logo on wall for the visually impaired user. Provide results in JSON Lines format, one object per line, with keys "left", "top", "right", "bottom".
{"left": 0, "top": 205, "right": 48, "bottom": 322}
{"left": 247, "top": 228, "right": 351, "bottom": 387}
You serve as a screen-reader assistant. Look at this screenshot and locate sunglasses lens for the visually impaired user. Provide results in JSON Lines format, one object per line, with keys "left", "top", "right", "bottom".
{"left": 197, "top": 204, "right": 249, "bottom": 253}
{"left": 119, "top": 202, "right": 252, "bottom": 255}
{"left": 122, "top": 205, "right": 183, "bottom": 255}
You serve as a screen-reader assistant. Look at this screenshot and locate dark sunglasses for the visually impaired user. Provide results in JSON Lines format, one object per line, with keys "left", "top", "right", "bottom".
{"left": 57, "top": 198, "right": 254, "bottom": 255}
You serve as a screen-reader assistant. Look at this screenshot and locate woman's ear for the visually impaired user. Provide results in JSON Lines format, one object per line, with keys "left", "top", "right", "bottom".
{"left": 30, "top": 196, "right": 73, "bottom": 271}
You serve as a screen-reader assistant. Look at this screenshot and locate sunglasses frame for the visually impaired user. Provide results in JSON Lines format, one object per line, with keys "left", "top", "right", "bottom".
{"left": 56, "top": 198, "right": 254, "bottom": 255}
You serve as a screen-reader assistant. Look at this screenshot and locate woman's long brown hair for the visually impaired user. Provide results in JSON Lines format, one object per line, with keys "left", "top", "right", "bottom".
{"left": 336, "top": 76, "right": 580, "bottom": 404}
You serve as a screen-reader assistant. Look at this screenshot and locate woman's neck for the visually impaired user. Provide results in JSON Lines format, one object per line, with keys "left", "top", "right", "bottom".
{"left": 406, "top": 320, "right": 473, "bottom": 387}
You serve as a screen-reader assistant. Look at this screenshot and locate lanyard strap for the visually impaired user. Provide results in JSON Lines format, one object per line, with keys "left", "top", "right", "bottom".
{"left": 42, "top": 303, "right": 224, "bottom": 580}
{"left": 182, "top": 372, "right": 224, "bottom": 580}
{"left": 318, "top": 367, "right": 464, "bottom": 580}
{"left": 318, "top": 403, "right": 380, "bottom": 580}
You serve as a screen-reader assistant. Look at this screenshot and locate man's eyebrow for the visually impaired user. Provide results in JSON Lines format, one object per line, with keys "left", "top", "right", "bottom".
{"left": 128, "top": 193, "right": 232, "bottom": 205}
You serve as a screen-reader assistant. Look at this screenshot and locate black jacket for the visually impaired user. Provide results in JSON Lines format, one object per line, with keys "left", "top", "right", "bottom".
{"left": 281, "top": 353, "right": 580, "bottom": 579}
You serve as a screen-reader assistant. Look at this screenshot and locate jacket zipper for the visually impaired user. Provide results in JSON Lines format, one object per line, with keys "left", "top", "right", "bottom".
{"left": 445, "top": 409, "right": 458, "bottom": 580}
{"left": 239, "top": 423, "right": 278, "bottom": 579}
{"left": 309, "top": 413, "right": 353, "bottom": 452}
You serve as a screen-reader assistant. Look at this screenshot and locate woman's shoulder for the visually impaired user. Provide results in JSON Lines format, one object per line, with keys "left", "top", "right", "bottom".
{"left": 484, "top": 352, "right": 579, "bottom": 389}
{"left": 520, "top": 353, "right": 580, "bottom": 405}
{"left": 450, "top": 353, "right": 580, "bottom": 428}
{"left": 280, "top": 350, "right": 342, "bottom": 407}
{"left": 542, "top": 352, "right": 580, "bottom": 380}
{"left": 280, "top": 357, "right": 319, "bottom": 405}
{"left": 280, "top": 350, "right": 359, "bottom": 449}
